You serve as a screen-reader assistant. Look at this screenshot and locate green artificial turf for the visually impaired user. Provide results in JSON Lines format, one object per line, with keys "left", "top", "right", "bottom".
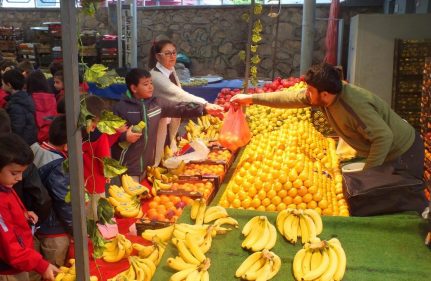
{"left": 152, "top": 208, "right": 430, "bottom": 281}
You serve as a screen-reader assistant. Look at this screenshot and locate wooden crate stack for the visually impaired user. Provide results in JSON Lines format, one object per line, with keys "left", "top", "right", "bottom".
{"left": 0, "top": 26, "right": 23, "bottom": 61}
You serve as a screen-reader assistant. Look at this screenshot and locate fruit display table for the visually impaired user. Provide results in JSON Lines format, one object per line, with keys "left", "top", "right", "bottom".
{"left": 152, "top": 208, "right": 431, "bottom": 281}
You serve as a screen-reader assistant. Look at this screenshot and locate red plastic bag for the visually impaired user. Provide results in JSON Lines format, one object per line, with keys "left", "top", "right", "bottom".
{"left": 218, "top": 105, "right": 251, "bottom": 151}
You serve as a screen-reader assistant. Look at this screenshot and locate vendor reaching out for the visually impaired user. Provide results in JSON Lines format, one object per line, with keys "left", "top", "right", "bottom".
{"left": 111, "top": 68, "right": 223, "bottom": 181}
{"left": 231, "top": 63, "right": 425, "bottom": 182}
{"left": 149, "top": 39, "right": 222, "bottom": 166}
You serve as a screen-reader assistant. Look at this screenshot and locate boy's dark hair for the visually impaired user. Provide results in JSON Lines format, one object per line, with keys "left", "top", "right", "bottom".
{"left": 304, "top": 63, "right": 342, "bottom": 95}
{"left": 49, "top": 61, "right": 63, "bottom": 76}
{"left": 148, "top": 39, "right": 176, "bottom": 69}
{"left": 82, "top": 95, "right": 106, "bottom": 120}
{"left": 125, "top": 68, "right": 151, "bottom": 94}
{"left": 17, "top": 60, "right": 34, "bottom": 74}
{"left": 0, "top": 133, "right": 34, "bottom": 170}
{"left": 2, "top": 69, "right": 25, "bottom": 91}
{"left": 49, "top": 115, "right": 68, "bottom": 146}
{"left": 54, "top": 70, "right": 63, "bottom": 80}
{"left": 0, "top": 108, "right": 11, "bottom": 133}
{"left": 26, "top": 70, "right": 50, "bottom": 94}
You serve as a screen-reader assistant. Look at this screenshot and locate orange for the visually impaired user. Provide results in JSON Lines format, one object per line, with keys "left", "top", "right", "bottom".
{"left": 297, "top": 202, "right": 307, "bottom": 210}
{"left": 303, "top": 179, "right": 312, "bottom": 188}
{"left": 293, "top": 179, "right": 303, "bottom": 189}
{"left": 273, "top": 182, "right": 283, "bottom": 192}
{"left": 308, "top": 185, "right": 318, "bottom": 194}
{"left": 288, "top": 187, "right": 298, "bottom": 198}
{"left": 283, "top": 181, "right": 293, "bottom": 189}
{"left": 253, "top": 180, "right": 263, "bottom": 190}
{"left": 277, "top": 189, "right": 288, "bottom": 199}
{"left": 271, "top": 170, "right": 280, "bottom": 180}
{"left": 287, "top": 203, "right": 297, "bottom": 209}
{"left": 148, "top": 201, "right": 158, "bottom": 209}
{"left": 278, "top": 173, "right": 288, "bottom": 184}
{"left": 297, "top": 186, "right": 308, "bottom": 197}
{"left": 219, "top": 200, "right": 229, "bottom": 208}
{"left": 313, "top": 192, "right": 323, "bottom": 202}
{"left": 302, "top": 193, "right": 313, "bottom": 203}
{"left": 232, "top": 198, "right": 242, "bottom": 208}
{"left": 153, "top": 196, "right": 161, "bottom": 203}
{"left": 266, "top": 189, "right": 277, "bottom": 199}
{"left": 225, "top": 190, "right": 235, "bottom": 202}
{"left": 322, "top": 208, "right": 333, "bottom": 216}
{"left": 289, "top": 169, "right": 299, "bottom": 181}
{"left": 318, "top": 199, "right": 328, "bottom": 209}
{"left": 251, "top": 197, "right": 261, "bottom": 208}
{"left": 262, "top": 198, "right": 271, "bottom": 207}
{"left": 283, "top": 196, "right": 293, "bottom": 205}
{"left": 248, "top": 186, "right": 257, "bottom": 197}
{"left": 276, "top": 202, "right": 287, "bottom": 212}
{"left": 241, "top": 198, "right": 252, "bottom": 209}
{"left": 257, "top": 189, "right": 267, "bottom": 201}
{"left": 266, "top": 204, "right": 277, "bottom": 212}
{"left": 315, "top": 207, "right": 322, "bottom": 215}
{"left": 238, "top": 190, "right": 248, "bottom": 201}
{"left": 164, "top": 201, "right": 175, "bottom": 209}
{"left": 263, "top": 182, "right": 272, "bottom": 192}
{"left": 257, "top": 205, "right": 266, "bottom": 211}
{"left": 293, "top": 195, "right": 303, "bottom": 205}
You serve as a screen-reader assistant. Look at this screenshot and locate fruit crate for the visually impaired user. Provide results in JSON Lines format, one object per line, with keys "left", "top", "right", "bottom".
{"left": 179, "top": 163, "right": 226, "bottom": 188}
{"left": 392, "top": 39, "right": 431, "bottom": 130}
{"left": 157, "top": 178, "right": 217, "bottom": 204}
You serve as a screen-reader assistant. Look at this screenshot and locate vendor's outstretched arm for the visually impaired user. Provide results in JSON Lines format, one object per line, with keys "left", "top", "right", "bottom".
{"left": 231, "top": 88, "right": 310, "bottom": 108}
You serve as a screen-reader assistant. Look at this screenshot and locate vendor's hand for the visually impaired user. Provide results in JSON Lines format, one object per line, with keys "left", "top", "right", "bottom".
{"left": 126, "top": 126, "right": 142, "bottom": 143}
{"left": 116, "top": 124, "right": 128, "bottom": 134}
{"left": 230, "top": 94, "right": 253, "bottom": 105}
{"left": 26, "top": 211, "right": 38, "bottom": 224}
{"left": 43, "top": 264, "right": 59, "bottom": 281}
{"left": 204, "top": 103, "right": 224, "bottom": 118}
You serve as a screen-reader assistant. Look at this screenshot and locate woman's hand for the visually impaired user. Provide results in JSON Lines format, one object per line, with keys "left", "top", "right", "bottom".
{"left": 42, "top": 264, "right": 59, "bottom": 281}
{"left": 116, "top": 124, "right": 128, "bottom": 134}
{"left": 126, "top": 126, "right": 142, "bottom": 143}
{"left": 204, "top": 103, "right": 224, "bottom": 118}
{"left": 230, "top": 94, "right": 253, "bottom": 105}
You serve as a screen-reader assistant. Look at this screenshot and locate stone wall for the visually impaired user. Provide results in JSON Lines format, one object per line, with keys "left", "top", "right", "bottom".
{"left": 0, "top": 5, "right": 381, "bottom": 79}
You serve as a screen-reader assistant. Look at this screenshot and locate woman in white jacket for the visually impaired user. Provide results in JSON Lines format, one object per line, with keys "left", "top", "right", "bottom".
{"left": 149, "top": 39, "right": 221, "bottom": 166}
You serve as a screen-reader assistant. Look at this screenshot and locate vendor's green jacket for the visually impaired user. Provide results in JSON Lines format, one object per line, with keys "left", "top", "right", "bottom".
{"left": 252, "top": 83, "right": 415, "bottom": 169}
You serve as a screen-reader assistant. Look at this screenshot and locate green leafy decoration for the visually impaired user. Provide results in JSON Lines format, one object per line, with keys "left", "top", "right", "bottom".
{"left": 251, "top": 55, "right": 261, "bottom": 65}
{"left": 84, "top": 64, "right": 109, "bottom": 83}
{"left": 241, "top": 13, "right": 250, "bottom": 23}
{"left": 239, "top": 50, "right": 246, "bottom": 61}
{"left": 253, "top": 20, "right": 263, "bottom": 33}
{"left": 252, "top": 34, "right": 262, "bottom": 43}
{"left": 254, "top": 3, "right": 263, "bottom": 15}
{"left": 250, "top": 66, "right": 258, "bottom": 75}
{"left": 87, "top": 219, "right": 105, "bottom": 258}
{"left": 103, "top": 157, "right": 128, "bottom": 178}
{"left": 251, "top": 45, "right": 258, "bottom": 53}
{"left": 97, "top": 111, "right": 127, "bottom": 135}
{"left": 97, "top": 198, "right": 115, "bottom": 225}
{"left": 78, "top": 100, "right": 95, "bottom": 130}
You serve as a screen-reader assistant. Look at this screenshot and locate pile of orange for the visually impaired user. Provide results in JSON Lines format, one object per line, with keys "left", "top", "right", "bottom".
{"left": 170, "top": 181, "right": 214, "bottom": 200}
{"left": 182, "top": 163, "right": 225, "bottom": 177}
{"left": 219, "top": 114, "right": 349, "bottom": 217}
{"left": 146, "top": 194, "right": 194, "bottom": 222}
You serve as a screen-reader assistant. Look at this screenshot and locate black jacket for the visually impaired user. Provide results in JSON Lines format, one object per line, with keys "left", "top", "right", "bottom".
{"left": 5, "top": 90, "right": 38, "bottom": 145}
{"left": 112, "top": 94, "right": 205, "bottom": 176}
{"left": 38, "top": 156, "right": 73, "bottom": 236}
{"left": 12, "top": 164, "right": 52, "bottom": 223}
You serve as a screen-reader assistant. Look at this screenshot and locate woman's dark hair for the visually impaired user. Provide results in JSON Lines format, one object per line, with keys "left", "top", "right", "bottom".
{"left": 49, "top": 115, "right": 68, "bottom": 146}
{"left": 304, "top": 63, "right": 342, "bottom": 95}
{"left": 49, "top": 61, "right": 63, "bottom": 76}
{"left": 148, "top": 39, "right": 176, "bottom": 69}
{"left": 0, "top": 133, "right": 34, "bottom": 170}
{"left": 2, "top": 69, "right": 25, "bottom": 91}
{"left": 54, "top": 70, "right": 64, "bottom": 81}
{"left": 125, "top": 68, "right": 151, "bottom": 94}
{"left": 0, "top": 108, "right": 11, "bottom": 134}
{"left": 26, "top": 70, "right": 50, "bottom": 94}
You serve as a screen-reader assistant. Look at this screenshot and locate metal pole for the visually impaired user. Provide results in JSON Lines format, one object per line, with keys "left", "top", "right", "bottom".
{"left": 337, "top": 18, "right": 344, "bottom": 66}
{"left": 243, "top": 0, "right": 255, "bottom": 94}
{"left": 117, "top": 0, "right": 123, "bottom": 67}
{"left": 60, "top": 1, "right": 89, "bottom": 281}
{"left": 300, "top": 0, "right": 315, "bottom": 74}
{"left": 130, "top": 0, "right": 138, "bottom": 67}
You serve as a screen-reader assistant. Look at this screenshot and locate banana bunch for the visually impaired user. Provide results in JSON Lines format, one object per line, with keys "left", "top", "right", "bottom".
{"left": 108, "top": 184, "right": 136, "bottom": 202}
{"left": 168, "top": 256, "right": 211, "bottom": 281}
{"left": 241, "top": 216, "right": 277, "bottom": 251}
{"left": 168, "top": 161, "right": 187, "bottom": 176}
{"left": 107, "top": 256, "right": 156, "bottom": 281}
{"left": 55, "top": 259, "right": 98, "bottom": 281}
{"left": 172, "top": 224, "right": 215, "bottom": 254}
{"left": 152, "top": 179, "right": 173, "bottom": 196}
{"left": 146, "top": 165, "right": 179, "bottom": 183}
{"left": 169, "top": 232, "right": 212, "bottom": 281}
{"left": 108, "top": 196, "right": 143, "bottom": 218}
{"left": 191, "top": 199, "right": 233, "bottom": 225}
{"left": 132, "top": 239, "right": 167, "bottom": 265}
{"left": 292, "top": 238, "right": 346, "bottom": 281}
{"left": 121, "top": 174, "right": 150, "bottom": 197}
{"left": 235, "top": 249, "right": 281, "bottom": 281}
{"left": 276, "top": 209, "right": 322, "bottom": 244}
{"left": 102, "top": 234, "right": 133, "bottom": 263}
{"left": 185, "top": 115, "right": 222, "bottom": 142}
{"left": 141, "top": 224, "right": 175, "bottom": 243}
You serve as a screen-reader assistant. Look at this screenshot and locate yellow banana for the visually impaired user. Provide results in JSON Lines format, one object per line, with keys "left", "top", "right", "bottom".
{"left": 167, "top": 257, "right": 198, "bottom": 271}
{"left": 265, "top": 223, "right": 277, "bottom": 250}
{"left": 203, "top": 206, "right": 228, "bottom": 223}
{"left": 302, "top": 247, "right": 330, "bottom": 280}
{"left": 304, "top": 209, "right": 323, "bottom": 235}
{"left": 243, "top": 258, "right": 271, "bottom": 281}
{"left": 54, "top": 273, "right": 65, "bottom": 281}
{"left": 235, "top": 251, "right": 262, "bottom": 277}
{"left": 299, "top": 215, "right": 310, "bottom": 244}
{"left": 199, "top": 234, "right": 212, "bottom": 254}
{"left": 190, "top": 199, "right": 201, "bottom": 220}
{"left": 255, "top": 259, "right": 272, "bottom": 281}
{"left": 302, "top": 249, "right": 313, "bottom": 275}
{"left": 177, "top": 239, "right": 201, "bottom": 265}
{"left": 213, "top": 216, "right": 239, "bottom": 228}
{"left": 275, "top": 209, "right": 289, "bottom": 236}
{"left": 251, "top": 218, "right": 270, "bottom": 251}
{"left": 319, "top": 246, "right": 339, "bottom": 281}
{"left": 200, "top": 270, "right": 209, "bottom": 281}
{"left": 242, "top": 217, "right": 265, "bottom": 250}
{"left": 242, "top": 216, "right": 261, "bottom": 236}
{"left": 293, "top": 248, "right": 306, "bottom": 281}
{"left": 133, "top": 243, "right": 155, "bottom": 258}
{"left": 267, "top": 253, "right": 281, "bottom": 279}
{"left": 185, "top": 232, "right": 206, "bottom": 263}
{"left": 310, "top": 249, "right": 323, "bottom": 271}
{"left": 290, "top": 215, "right": 300, "bottom": 244}
{"left": 329, "top": 239, "right": 346, "bottom": 281}
{"left": 185, "top": 269, "right": 200, "bottom": 281}
{"left": 195, "top": 199, "right": 206, "bottom": 225}
{"left": 303, "top": 214, "right": 317, "bottom": 243}
{"left": 141, "top": 225, "right": 174, "bottom": 242}
{"left": 281, "top": 213, "right": 294, "bottom": 241}
{"left": 170, "top": 267, "right": 198, "bottom": 281}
